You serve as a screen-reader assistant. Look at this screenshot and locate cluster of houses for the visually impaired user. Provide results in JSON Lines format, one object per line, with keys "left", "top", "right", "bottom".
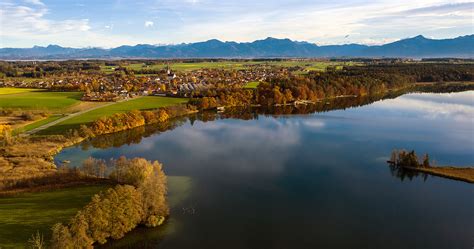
{"left": 178, "top": 83, "right": 210, "bottom": 94}
{"left": 0, "top": 64, "right": 292, "bottom": 101}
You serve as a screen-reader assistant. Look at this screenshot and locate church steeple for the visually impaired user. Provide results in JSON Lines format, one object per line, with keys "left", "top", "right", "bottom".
{"left": 167, "top": 63, "right": 176, "bottom": 81}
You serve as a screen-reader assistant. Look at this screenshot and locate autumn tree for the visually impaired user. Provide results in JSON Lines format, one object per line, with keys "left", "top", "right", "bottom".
{"left": 50, "top": 223, "right": 73, "bottom": 249}
{"left": 81, "top": 157, "right": 107, "bottom": 178}
{"left": 138, "top": 160, "right": 169, "bottom": 227}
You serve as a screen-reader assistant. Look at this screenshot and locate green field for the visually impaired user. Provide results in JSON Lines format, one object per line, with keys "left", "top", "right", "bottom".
{"left": 41, "top": 96, "right": 188, "bottom": 134}
{"left": 101, "top": 61, "right": 259, "bottom": 73}
{"left": 0, "top": 185, "right": 108, "bottom": 248}
{"left": 101, "top": 61, "right": 357, "bottom": 74}
{"left": 0, "top": 88, "right": 40, "bottom": 95}
{"left": 0, "top": 176, "right": 189, "bottom": 248}
{"left": 13, "top": 115, "right": 64, "bottom": 134}
{"left": 0, "top": 90, "right": 82, "bottom": 111}
{"left": 244, "top": 81, "right": 261, "bottom": 89}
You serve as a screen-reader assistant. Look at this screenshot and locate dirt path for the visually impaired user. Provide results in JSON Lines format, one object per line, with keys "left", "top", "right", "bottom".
{"left": 25, "top": 98, "right": 135, "bottom": 135}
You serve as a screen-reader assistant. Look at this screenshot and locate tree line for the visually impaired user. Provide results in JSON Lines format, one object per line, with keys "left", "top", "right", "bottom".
{"left": 74, "top": 105, "right": 194, "bottom": 139}
{"left": 0, "top": 61, "right": 101, "bottom": 78}
{"left": 191, "top": 63, "right": 474, "bottom": 109}
{"left": 389, "top": 149, "right": 431, "bottom": 168}
{"left": 50, "top": 156, "right": 168, "bottom": 248}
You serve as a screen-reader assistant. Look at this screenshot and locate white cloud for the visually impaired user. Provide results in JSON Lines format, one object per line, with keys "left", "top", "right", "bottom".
{"left": 23, "top": 0, "right": 44, "bottom": 6}
{"left": 0, "top": 3, "right": 90, "bottom": 36}
{"left": 0, "top": 1, "right": 147, "bottom": 48}
{"left": 1, "top": 0, "right": 473, "bottom": 47}
{"left": 154, "top": 0, "right": 473, "bottom": 45}
{"left": 144, "top": 21, "right": 154, "bottom": 27}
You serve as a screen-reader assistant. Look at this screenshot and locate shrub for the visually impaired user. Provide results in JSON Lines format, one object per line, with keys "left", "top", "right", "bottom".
{"left": 27, "top": 231, "right": 45, "bottom": 249}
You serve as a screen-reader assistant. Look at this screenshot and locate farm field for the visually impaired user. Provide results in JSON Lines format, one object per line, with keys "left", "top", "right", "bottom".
{"left": 264, "top": 60, "right": 355, "bottom": 69}
{"left": 0, "top": 90, "right": 83, "bottom": 111}
{"left": 101, "top": 61, "right": 259, "bottom": 73}
{"left": 101, "top": 60, "right": 357, "bottom": 73}
{"left": 0, "top": 88, "right": 40, "bottom": 95}
{"left": 0, "top": 185, "right": 108, "bottom": 248}
{"left": 41, "top": 96, "right": 188, "bottom": 134}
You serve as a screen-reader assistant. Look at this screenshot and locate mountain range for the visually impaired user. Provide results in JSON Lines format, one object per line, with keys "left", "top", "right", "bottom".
{"left": 1, "top": 35, "right": 473, "bottom": 60}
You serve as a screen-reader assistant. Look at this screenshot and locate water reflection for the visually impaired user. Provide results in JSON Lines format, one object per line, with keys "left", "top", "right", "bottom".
{"left": 388, "top": 164, "right": 430, "bottom": 182}
{"left": 81, "top": 118, "right": 187, "bottom": 150}
{"left": 375, "top": 91, "right": 474, "bottom": 122}
{"left": 57, "top": 89, "right": 474, "bottom": 249}
{"left": 74, "top": 91, "right": 403, "bottom": 154}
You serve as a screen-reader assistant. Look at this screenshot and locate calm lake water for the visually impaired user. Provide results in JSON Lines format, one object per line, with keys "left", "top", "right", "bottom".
{"left": 57, "top": 91, "right": 474, "bottom": 249}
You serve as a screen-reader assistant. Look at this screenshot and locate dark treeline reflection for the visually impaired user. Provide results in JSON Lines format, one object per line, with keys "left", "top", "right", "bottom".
{"left": 81, "top": 118, "right": 188, "bottom": 150}
{"left": 82, "top": 92, "right": 402, "bottom": 150}
{"left": 82, "top": 84, "right": 473, "bottom": 151}
{"left": 412, "top": 82, "right": 474, "bottom": 93}
{"left": 389, "top": 164, "right": 430, "bottom": 182}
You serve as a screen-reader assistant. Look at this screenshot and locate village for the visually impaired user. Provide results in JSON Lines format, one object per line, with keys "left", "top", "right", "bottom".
{"left": 0, "top": 62, "right": 292, "bottom": 102}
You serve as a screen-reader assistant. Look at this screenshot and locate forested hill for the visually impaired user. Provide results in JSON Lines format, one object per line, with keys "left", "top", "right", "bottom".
{"left": 1, "top": 35, "right": 473, "bottom": 60}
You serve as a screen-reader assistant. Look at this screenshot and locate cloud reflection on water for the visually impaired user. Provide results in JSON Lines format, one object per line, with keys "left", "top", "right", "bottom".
{"left": 152, "top": 118, "right": 302, "bottom": 175}
{"left": 373, "top": 91, "right": 474, "bottom": 122}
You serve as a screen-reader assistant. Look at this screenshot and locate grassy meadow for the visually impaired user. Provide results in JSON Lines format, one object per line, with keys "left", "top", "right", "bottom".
{"left": 101, "top": 61, "right": 259, "bottom": 73}
{"left": 101, "top": 60, "right": 357, "bottom": 74}
{"left": 0, "top": 90, "right": 82, "bottom": 112}
{"left": 0, "top": 88, "right": 40, "bottom": 95}
{"left": 0, "top": 185, "right": 108, "bottom": 248}
{"left": 41, "top": 96, "right": 188, "bottom": 134}
{"left": 0, "top": 176, "right": 191, "bottom": 248}
{"left": 13, "top": 115, "right": 64, "bottom": 134}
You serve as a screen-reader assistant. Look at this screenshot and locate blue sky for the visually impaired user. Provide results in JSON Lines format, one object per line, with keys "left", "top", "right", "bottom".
{"left": 0, "top": 0, "right": 473, "bottom": 48}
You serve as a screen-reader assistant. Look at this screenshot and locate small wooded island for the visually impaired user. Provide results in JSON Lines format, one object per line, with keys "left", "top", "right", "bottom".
{"left": 388, "top": 150, "right": 474, "bottom": 183}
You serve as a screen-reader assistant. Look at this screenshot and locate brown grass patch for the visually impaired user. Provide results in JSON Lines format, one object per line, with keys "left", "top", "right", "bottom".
{"left": 405, "top": 166, "right": 474, "bottom": 183}
{"left": 65, "top": 101, "right": 109, "bottom": 113}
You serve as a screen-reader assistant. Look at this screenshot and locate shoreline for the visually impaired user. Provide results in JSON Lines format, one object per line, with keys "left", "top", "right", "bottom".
{"left": 0, "top": 107, "right": 198, "bottom": 185}
{"left": 0, "top": 82, "right": 474, "bottom": 188}
{"left": 1, "top": 86, "right": 473, "bottom": 247}
{"left": 2, "top": 82, "right": 474, "bottom": 186}
{"left": 402, "top": 166, "right": 474, "bottom": 184}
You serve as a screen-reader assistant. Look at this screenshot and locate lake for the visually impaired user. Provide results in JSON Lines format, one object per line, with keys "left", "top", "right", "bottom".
{"left": 56, "top": 91, "right": 474, "bottom": 249}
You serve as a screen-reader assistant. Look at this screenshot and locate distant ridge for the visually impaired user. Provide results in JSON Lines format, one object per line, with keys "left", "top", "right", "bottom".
{"left": 1, "top": 35, "right": 473, "bottom": 60}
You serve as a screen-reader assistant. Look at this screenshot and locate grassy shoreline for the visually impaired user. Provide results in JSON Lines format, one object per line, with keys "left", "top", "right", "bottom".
{"left": 403, "top": 166, "right": 474, "bottom": 183}
{"left": 2, "top": 84, "right": 472, "bottom": 184}
{"left": 0, "top": 105, "right": 197, "bottom": 184}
